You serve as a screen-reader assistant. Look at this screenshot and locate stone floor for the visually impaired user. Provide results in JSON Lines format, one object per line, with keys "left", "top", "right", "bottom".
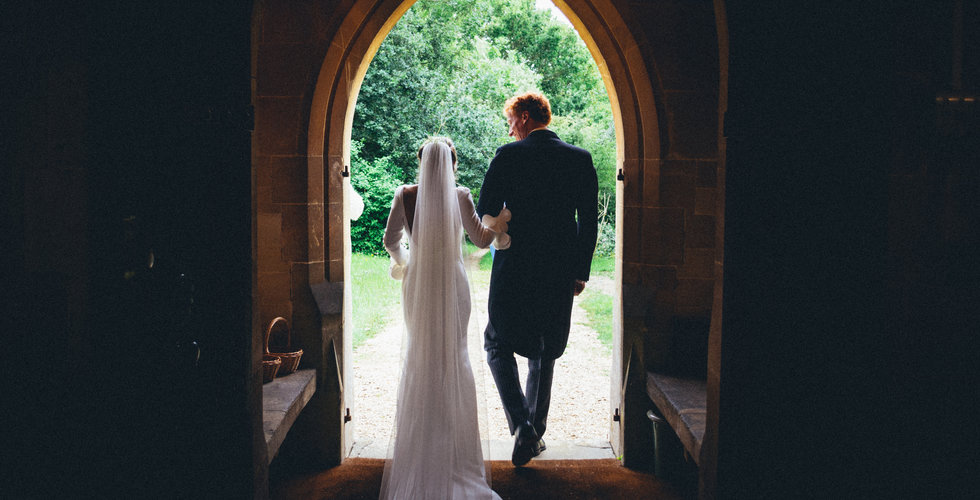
{"left": 349, "top": 437, "right": 615, "bottom": 461}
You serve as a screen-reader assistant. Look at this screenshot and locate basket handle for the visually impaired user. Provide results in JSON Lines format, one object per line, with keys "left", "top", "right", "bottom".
{"left": 265, "top": 316, "right": 290, "bottom": 353}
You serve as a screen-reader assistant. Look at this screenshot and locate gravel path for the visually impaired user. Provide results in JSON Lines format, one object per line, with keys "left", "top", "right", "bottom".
{"left": 351, "top": 251, "right": 614, "bottom": 458}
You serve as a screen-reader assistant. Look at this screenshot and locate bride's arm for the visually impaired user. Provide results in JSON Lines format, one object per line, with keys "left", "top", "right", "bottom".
{"left": 384, "top": 186, "right": 409, "bottom": 265}
{"left": 459, "top": 188, "right": 503, "bottom": 249}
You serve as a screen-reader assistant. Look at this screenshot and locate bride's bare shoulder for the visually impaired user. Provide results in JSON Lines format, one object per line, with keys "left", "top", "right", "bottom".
{"left": 398, "top": 184, "right": 418, "bottom": 201}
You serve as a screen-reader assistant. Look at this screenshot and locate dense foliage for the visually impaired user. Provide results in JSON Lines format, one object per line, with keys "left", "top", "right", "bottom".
{"left": 351, "top": 0, "right": 616, "bottom": 255}
{"left": 349, "top": 141, "right": 403, "bottom": 255}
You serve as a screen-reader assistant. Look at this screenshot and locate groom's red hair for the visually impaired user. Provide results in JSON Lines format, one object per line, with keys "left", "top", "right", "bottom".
{"left": 504, "top": 92, "right": 552, "bottom": 126}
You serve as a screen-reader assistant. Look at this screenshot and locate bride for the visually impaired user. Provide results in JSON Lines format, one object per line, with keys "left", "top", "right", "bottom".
{"left": 380, "top": 137, "right": 506, "bottom": 499}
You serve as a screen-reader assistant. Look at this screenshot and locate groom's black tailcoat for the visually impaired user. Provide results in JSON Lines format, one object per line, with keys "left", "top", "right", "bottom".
{"left": 477, "top": 129, "right": 599, "bottom": 360}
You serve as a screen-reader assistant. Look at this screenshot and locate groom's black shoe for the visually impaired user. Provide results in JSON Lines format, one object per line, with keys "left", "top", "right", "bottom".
{"left": 533, "top": 438, "right": 546, "bottom": 456}
{"left": 512, "top": 421, "right": 541, "bottom": 467}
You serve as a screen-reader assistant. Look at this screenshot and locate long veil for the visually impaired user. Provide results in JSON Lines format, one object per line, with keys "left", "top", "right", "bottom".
{"left": 379, "top": 141, "right": 495, "bottom": 499}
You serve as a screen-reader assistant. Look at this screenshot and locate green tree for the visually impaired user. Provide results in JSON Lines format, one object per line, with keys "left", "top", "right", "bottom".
{"left": 550, "top": 113, "right": 616, "bottom": 206}
{"left": 351, "top": 0, "right": 617, "bottom": 255}
{"left": 349, "top": 141, "right": 402, "bottom": 255}
{"left": 441, "top": 37, "right": 540, "bottom": 191}
{"left": 486, "top": 0, "right": 604, "bottom": 118}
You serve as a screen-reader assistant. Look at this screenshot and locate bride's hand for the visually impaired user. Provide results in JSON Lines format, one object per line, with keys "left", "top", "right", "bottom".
{"left": 482, "top": 206, "right": 512, "bottom": 250}
{"left": 493, "top": 232, "right": 511, "bottom": 250}
{"left": 390, "top": 259, "right": 407, "bottom": 280}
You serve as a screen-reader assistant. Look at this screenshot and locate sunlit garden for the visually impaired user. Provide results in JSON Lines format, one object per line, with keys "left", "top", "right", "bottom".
{"left": 350, "top": 0, "right": 617, "bottom": 348}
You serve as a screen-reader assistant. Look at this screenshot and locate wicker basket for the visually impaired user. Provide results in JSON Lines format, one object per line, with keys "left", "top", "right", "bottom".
{"left": 262, "top": 354, "right": 281, "bottom": 383}
{"left": 266, "top": 316, "right": 303, "bottom": 376}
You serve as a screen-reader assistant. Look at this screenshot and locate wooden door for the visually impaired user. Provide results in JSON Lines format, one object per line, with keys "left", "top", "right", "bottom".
{"left": 96, "top": 3, "right": 254, "bottom": 496}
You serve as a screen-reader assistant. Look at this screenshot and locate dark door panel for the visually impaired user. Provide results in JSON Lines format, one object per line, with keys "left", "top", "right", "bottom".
{"left": 5, "top": 2, "right": 254, "bottom": 497}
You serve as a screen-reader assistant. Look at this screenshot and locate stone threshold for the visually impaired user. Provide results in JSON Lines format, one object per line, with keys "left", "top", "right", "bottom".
{"left": 263, "top": 369, "right": 316, "bottom": 464}
{"left": 645, "top": 371, "right": 706, "bottom": 465}
{"left": 349, "top": 438, "right": 615, "bottom": 461}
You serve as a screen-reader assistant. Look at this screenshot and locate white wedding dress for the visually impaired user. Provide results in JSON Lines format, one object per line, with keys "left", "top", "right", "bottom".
{"left": 380, "top": 141, "right": 502, "bottom": 500}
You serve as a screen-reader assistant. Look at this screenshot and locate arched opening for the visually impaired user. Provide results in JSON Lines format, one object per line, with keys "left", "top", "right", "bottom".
{"left": 254, "top": 0, "right": 724, "bottom": 494}
{"left": 303, "top": 0, "right": 652, "bottom": 462}
{"left": 344, "top": 0, "right": 619, "bottom": 460}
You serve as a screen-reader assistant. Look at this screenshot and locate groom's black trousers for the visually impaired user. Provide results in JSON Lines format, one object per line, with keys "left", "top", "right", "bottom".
{"left": 486, "top": 346, "right": 556, "bottom": 437}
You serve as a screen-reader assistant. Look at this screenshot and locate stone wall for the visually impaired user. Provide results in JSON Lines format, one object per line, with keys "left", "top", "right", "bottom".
{"left": 615, "top": 0, "right": 720, "bottom": 377}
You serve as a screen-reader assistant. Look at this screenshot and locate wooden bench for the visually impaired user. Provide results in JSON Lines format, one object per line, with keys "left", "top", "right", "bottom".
{"left": 646, "top": 371, "right": 707, "bottom": 465}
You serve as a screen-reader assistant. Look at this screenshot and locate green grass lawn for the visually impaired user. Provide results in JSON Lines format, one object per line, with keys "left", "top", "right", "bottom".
{"left": 590, "top": 255, "right": 614, "bottom": 276}
{"left": 585, "top": 255, "right": 614, "bottom": 349}
{"left": 350, "top": 253, "right": 401, "bottom": 349}
{"left": 353, "top": 249, "right": 615, "bottom": 350}
{"left": 478, "top": 250, "right": 614, "bottom": 275}
{"left": 478, "top": 248, "right": 494, "bottom": 270}
{"left": 580, "top": 286, "right": 613, "bottom": 350}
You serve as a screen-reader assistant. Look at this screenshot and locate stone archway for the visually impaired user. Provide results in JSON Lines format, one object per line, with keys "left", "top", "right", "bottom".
{"left": 253, "top": 0, "right": 725, "bottom": 493}
{"left": 307, "top": 0, "right": 664, "bottom": 463}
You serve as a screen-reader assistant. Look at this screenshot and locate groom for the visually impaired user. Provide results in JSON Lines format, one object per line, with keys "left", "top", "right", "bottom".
{"left": 477, "top": 92, "right": 599, "bottom": 466}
